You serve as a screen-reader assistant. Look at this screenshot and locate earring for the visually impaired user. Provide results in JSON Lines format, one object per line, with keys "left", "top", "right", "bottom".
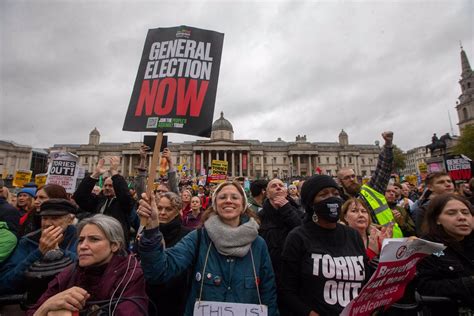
{"left": 312, "top": 213, "right": 319, "bottom": 223}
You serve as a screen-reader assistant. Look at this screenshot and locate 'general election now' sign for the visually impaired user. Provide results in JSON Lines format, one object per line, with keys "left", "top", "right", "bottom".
{"left": 123, "top": 26, "right": 224, "bottom": 137}
{"left": 445, "top": 155, "right": 472, "bottom": 181}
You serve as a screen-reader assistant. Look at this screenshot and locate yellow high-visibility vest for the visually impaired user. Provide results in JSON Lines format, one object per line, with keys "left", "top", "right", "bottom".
{"left": 359, "top": 184, "right": 404, "bottom": 238}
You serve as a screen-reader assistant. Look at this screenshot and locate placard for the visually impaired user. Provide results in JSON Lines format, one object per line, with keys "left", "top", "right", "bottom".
{"left": 45, "top": 152, "right": 79, "bottom": 194}
{"left": 193, "top": 301, "right": 267, "bottom": 316}
{"left": 35, "top": 173, "right": 48, "bottom": 187}
{"left": 13, "top": 170, "right": 32, "bottom": 187}
{"left": 445, "top": 155, "right": 472, "bottom": 181}
{"left": 341, "top": 238, "right": 445, "bottom": 316}
{"left": 123, "top": 25, "right": 224, "bottom": 137}
{"left": 211, "top": 160, "right": 228, "bottom": 175}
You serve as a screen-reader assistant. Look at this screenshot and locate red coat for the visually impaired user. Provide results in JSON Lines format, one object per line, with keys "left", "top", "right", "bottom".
{"left": 27, "top": 254, "right": 148, "bottom": 315}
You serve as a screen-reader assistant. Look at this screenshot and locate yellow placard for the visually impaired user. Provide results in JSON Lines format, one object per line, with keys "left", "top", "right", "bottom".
{"left": 405, "top": 175, "right": 417, "bottom": 186}
{"left": 418, "top": 163, "right": 427, "bottom": 173}
{"left": 35, "top": 173, "right": 48, "bottom": 188}
{"left": 13, "top": 170, "right": 33, "bottom": 187}
{"left": 211, "top": 160, "right": 228, "bottom": 175}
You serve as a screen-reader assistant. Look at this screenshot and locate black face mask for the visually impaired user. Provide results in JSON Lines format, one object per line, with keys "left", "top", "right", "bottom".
{"left": 312, "top": 196, "right": 343, "bottom": 223}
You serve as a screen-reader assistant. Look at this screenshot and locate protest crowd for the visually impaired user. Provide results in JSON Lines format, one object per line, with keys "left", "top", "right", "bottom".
{"left": 0, "top": 131, "right": 473, "bottom": 316}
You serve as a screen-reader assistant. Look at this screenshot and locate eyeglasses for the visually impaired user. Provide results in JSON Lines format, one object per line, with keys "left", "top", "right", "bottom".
{"left": 342, "top": 174, "right": 356, "bottom": 181}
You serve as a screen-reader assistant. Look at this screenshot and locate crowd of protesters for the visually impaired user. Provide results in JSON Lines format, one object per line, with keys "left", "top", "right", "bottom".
{"left": 0, "top": 131, "right": 472, "bottom": 316}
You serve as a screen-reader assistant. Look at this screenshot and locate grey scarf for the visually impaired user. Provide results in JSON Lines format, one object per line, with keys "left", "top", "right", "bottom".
{"left": 204, "top": 214, "right": 259, "bottom": 257}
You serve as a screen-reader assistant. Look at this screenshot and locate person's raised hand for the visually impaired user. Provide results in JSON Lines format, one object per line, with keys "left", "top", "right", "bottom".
{"left": 138, "top": 192, "right": 160, "bottom": 229}
{"left": 92, "top": 158, "right": 106, "bottom": 178}
{"left": 39, "top": 226, "right": 63, "bottom": 255}
{"left": 109, "top": 156, "right": 120, "bottom": 176}
{"left": 272, "top": 195, "right": 289, "bottom": 208}
{"left": 382, "top": 131, "right": 393, "bottom": 147}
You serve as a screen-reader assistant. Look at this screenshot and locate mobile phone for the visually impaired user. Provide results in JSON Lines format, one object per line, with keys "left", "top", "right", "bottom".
{"left": 143, "top": 135, "right": 168, "bottom": 152}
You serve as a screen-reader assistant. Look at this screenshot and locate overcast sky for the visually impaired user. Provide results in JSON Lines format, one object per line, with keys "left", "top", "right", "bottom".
{"left": 1, "top": 0, "right": 472, "bottom": 151}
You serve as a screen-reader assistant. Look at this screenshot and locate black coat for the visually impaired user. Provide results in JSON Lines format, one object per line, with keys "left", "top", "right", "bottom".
{"left": 146, "top": 216, "right": 191, "bottom": 316}
{"left": 73, "top": 175, "right": 134, "bottom": 243}
{"left": 0, "top": 197, "right": 20, "bottom": 236}
{"left": 415, "top": 234, "right": 474, "bottom": 315}
{"left": 258, "top": 198, "right": 302, "bottom": 285}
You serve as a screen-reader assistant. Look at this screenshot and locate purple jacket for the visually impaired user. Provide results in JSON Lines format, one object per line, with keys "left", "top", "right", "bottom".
{"left": 27, "top": 255, "right": 148, "bottom": 315}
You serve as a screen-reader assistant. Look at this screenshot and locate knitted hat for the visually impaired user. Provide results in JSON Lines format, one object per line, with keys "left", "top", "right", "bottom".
{"left": 39, "top": 199, "right": 77, "bottom": 216}
{"left": 18, "top": 187, "right": 37, "bottom": 198}
{"left": 300, "top": 175, "right": 339, "bottom": 212}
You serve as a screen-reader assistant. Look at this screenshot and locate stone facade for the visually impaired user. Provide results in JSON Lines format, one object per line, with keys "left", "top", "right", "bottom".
{"left": 51, "top": 116, "right": 381, "bottom": 180}
{"left": 403, "top": 146, "right": 431, "bottom": 175}
{"left": 0, "top": 141, "right": 33, "bottom": 178}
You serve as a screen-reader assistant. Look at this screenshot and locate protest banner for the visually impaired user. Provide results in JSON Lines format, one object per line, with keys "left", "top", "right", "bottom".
{"left": 208, "top": 174, "right": 226, "bottom": 183}
{"left": 445, "top": 155, "right": 472, "bottom": 181}
{"left": 211, "top": 160, "right": 228, "bottom": 174}
{"left": 13, "top": 170, "right": 32, "bottom": 187}
{"left": 123, "top": 25, "right": 224, "bottom": 137}
{"left": 35, "top": 173, "right": 48, "bottom": 187}
{"left": 194, "top": 301, "right": 267, "bottom": 316}
{"left": 198, "top": 175, "right": 207, "bottom": 186}
{"left": 427, "top": 161, "right": 444, "bottom": 173}
{"left": 404, "top": 175, "right": 417, "bottom": 187}
{"left": 341, "top": 238, "right": 445, "bottom": 316}
{"left": 418, "top": 162, "right": 427, "bottom": 173}
{"left": 45, "top": 152, "right": 79, "bottom": 194}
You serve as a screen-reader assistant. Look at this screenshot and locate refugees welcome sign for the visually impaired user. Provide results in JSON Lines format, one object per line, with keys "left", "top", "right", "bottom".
{"left": 123, "top": 26, "right": 224, "bottom": 137}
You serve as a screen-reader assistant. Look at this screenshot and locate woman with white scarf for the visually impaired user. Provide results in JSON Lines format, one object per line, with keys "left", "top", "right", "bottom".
{"left": 138, "top": 181, "right": 279, "bottom": 316}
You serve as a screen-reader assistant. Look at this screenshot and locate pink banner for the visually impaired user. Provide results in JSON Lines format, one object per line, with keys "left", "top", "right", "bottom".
{"left": 196, "top": 154, "right": 201, "bottom": 174}
{"left": 242, "top": 152, "right": 247, "bottom": 170}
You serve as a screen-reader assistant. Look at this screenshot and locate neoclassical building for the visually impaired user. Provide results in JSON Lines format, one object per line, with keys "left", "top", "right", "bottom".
{"left": 51, "top": 114, "right": 381, "bottom": 179}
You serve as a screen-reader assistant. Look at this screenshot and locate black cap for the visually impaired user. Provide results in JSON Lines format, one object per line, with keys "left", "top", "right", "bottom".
{"left": 39, "top": 199, "right": 77, "bottom": 216}
{"left": 300, "top": 175, "right": 339, "bottom": 212}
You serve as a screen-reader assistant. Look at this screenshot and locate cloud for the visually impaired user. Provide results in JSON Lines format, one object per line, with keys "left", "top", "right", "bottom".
{"left": 1, "top": 0, "right": 472, "bottom": 152}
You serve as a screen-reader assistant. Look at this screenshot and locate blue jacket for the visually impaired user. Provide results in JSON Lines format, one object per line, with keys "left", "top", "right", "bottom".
{"left": 0, "top": 225, "right": 77, "bottom": 294}
{"left": 139, "top": 227, "right": 279, "bottom": 316}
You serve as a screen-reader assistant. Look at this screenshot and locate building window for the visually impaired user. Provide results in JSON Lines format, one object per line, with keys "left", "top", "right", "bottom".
{"left": 463, "top": 107, "right": 468, "bottom": 121}
{"left": 468, "top": 82, "right": 472, "bottom": 89}
{"left": 326, "top": 169, "right": 332, "bottom": 176}
{"left": 361, "top": 158, "right": 365, "bottom": 164}
{"left": 283, "top": 157, "right": 287, "bottom": 164}
{"left": 318, "top": 157, "right": 321, "bottom": 164}
{"left": 362, "top": 170, "right": 367, "bottom": 177}
{"left": 326, "top": 157, "right": 330, "bottom": 163}
{"left": 256, "top": 156, "right": 259, "bottom": 163}
{"left": 85, "top": 157, "right": 89, "bottom": 163}
{"left": 349, "top": 157, "right": 352, "bottom": 164}
{"left": 264, "top": 157, "right": 267, "bottom": 164}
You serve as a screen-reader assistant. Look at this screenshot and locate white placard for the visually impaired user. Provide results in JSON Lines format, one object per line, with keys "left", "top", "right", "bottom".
{"left": 194, "top": 301, "right": 268, "bottom": 316}
{"left": 45, "top": 152, "right": 79, "bottom": 194}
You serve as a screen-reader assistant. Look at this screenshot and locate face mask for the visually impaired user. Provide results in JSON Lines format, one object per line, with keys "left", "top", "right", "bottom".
{"left": 312, "top": 196, "right": 343, "bottom": 223}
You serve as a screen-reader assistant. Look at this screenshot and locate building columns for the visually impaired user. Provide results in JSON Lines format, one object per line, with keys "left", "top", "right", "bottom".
{"left": 230, "top": 151, "right": 234, "bottom": 176}
{"left": 308, "top": 155, "right": 312, "bottom": 176}
{"left": 239, "top": 152, "right": 243, "bottom": 176}
{"left": 297, "top": 155, "right": 301, "bottom": 176}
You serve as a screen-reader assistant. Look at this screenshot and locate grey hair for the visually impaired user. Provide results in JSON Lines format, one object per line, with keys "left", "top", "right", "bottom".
{"left": 76, "top": 214, "right": 126, "bottom": 253}
{"left": 160, "top": 192, "right": 183, "bottom": 211}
